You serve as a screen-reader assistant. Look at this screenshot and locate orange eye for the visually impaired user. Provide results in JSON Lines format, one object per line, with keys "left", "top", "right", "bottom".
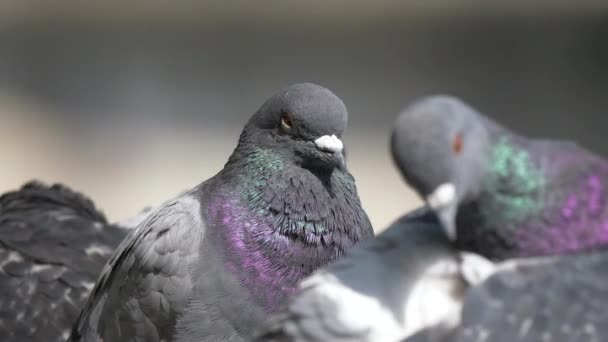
{"left": 281, "top": 113, "right": 293, "bottom": 131}
{"left": 452, "top": 134, "right": 463, "bottom": 155}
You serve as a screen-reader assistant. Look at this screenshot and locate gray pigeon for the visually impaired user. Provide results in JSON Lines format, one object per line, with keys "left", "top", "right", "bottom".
{"left": 251, "top": 208, "right": 491, "bottom": 342}
{"left": 0, "top": 181, "right": 133, "bottom": 342}
{"left": 406, "top": 250, "right": 608, "bottom": 342}
{"left": 69, "top": 83, "right": 374, "bottom": 342}
{"left": 253, "top": 207, "right": 608, "bottom": 342}
{"left": 392, "top": 95, "right": 608, "bottom": 260}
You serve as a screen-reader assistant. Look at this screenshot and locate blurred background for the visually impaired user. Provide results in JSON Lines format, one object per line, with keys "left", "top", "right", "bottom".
{"left": 1, "top": 2, "right": 608, "bottom": 231}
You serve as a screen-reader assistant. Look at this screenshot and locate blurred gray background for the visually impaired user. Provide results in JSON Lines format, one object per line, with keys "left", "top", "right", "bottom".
{"left": 1, "top": 2, "right": 608, "bottom": 231}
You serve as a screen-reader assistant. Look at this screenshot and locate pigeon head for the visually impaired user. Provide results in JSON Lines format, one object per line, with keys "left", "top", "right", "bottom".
{"left": 391, "top": 95, "right": 491, "bottom": 241}
{"left": 241, "top": 83, "right": 348, "bottom": 172}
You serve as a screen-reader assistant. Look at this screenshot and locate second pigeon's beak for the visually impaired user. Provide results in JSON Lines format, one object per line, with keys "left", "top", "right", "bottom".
{"left": 426, "top": 183, "right": 458, "bottom": 241}
{"left": 314, "top": 135, "right": 346, "bottom": 170}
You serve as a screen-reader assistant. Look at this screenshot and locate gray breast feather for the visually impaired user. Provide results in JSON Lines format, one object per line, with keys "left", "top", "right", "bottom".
{"left": 70, "top": 195, "right": 204, "bottom": 342}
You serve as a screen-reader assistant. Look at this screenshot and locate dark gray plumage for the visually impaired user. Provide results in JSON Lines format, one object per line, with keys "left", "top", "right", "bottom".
{"left": 454, "top": 251, "right": 608, "bottom": 342}
{"left": 407, "top": 250, "right": 608, "bottom": 342}
{"left": 70, "top": 83, "right": 373, "bottom": 342}
{"left": 0, "top": 181, "right": 131, "bottom": 342}
{"left": 252, "top": 208, "right": 473, "bottom": 342}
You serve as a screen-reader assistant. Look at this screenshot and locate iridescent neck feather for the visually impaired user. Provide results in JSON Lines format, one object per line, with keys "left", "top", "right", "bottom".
{"left": 208, "top": 146, "right": 371, "bottom": 310}
{"left": 459, "top": 134, "right": 608, "bottom": 258}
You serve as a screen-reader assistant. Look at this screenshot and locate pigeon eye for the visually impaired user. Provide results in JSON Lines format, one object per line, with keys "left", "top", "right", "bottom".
{"left": 281, "top": 113, "right": 294, "bottom": 131}
{"left": 452, "top": 134, "right": 463, "bottom": 155}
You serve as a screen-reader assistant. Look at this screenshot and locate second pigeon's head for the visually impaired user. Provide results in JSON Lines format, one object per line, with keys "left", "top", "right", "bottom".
{"left": 391, "top": 95, "right": 491, "bottom": 241}
{"left": 241, "top": 83, "right": 348, "bottom": 173}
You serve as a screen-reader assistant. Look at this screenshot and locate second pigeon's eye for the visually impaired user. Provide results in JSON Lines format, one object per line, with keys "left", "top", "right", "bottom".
{"left": 452, "top": 134, "right": 463, "bottom": 155}
{"left": 281, "top": 112, "right": 294, "bottom": 132}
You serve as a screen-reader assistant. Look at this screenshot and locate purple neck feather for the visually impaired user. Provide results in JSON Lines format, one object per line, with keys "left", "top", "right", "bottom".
{"left": 207, "top": 195, "right": 339, "bottom": 312}
{"left": 461, "top": 142, "right": 608, "bottom": 259}
{"left": 514, "top": 172, "right": 608, "bottom": 256}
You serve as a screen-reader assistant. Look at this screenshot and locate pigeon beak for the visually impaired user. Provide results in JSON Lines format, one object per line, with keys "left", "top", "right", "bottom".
{"left": 426, "top": 183, "right": 458, "bottom": 241}
{"left": 314, "top": 135, "right": 346, "bottom": 170}
{"left": 333, "top": 151, "right": 346, "bottom": 171}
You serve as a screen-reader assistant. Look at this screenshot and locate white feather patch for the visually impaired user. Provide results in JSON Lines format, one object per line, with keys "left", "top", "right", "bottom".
{"left": 84, "top": 244, "right": 113, "bottom": 257}
{"left": 299, "top": 272, "right": 406, "bottom": 342}
{"left": 404, "top": 258, "right": 465, "bottom": 337}
{"left": 459, "top": 252, "right": 496, "bottom": 286}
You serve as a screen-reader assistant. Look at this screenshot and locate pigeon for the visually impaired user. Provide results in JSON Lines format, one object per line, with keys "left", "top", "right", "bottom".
{"left": 0, "top": 181, "right": 134, "bottom": 342}
{"left": 391, "top": 95, "right": 608, "bottom": 260}
{"left": 69, "top": 83, "right": 374, "bottom": 342}
{"left": 252, "top": 208, "right": 478, "bottom": 342}
{"left": 253, "top": 207, "right": 608, "bottom": 342}
{"left": 406, "top": 249, "right": 608, "bottom": 342}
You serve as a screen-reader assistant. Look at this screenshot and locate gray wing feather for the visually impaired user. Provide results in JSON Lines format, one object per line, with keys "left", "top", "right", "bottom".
{"left": 70, "top": 194, "right": 204, "bottom": 342}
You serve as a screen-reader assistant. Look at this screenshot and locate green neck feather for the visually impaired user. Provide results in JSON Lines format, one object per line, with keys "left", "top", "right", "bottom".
{"left": 482, "top": 137, "right": 545, "bottom": 224}
{"left": 239, "top": 148, "right": 285, "bottom": 211}
{"left": 235, "top": 147, "right": 350, "bottom": 236}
